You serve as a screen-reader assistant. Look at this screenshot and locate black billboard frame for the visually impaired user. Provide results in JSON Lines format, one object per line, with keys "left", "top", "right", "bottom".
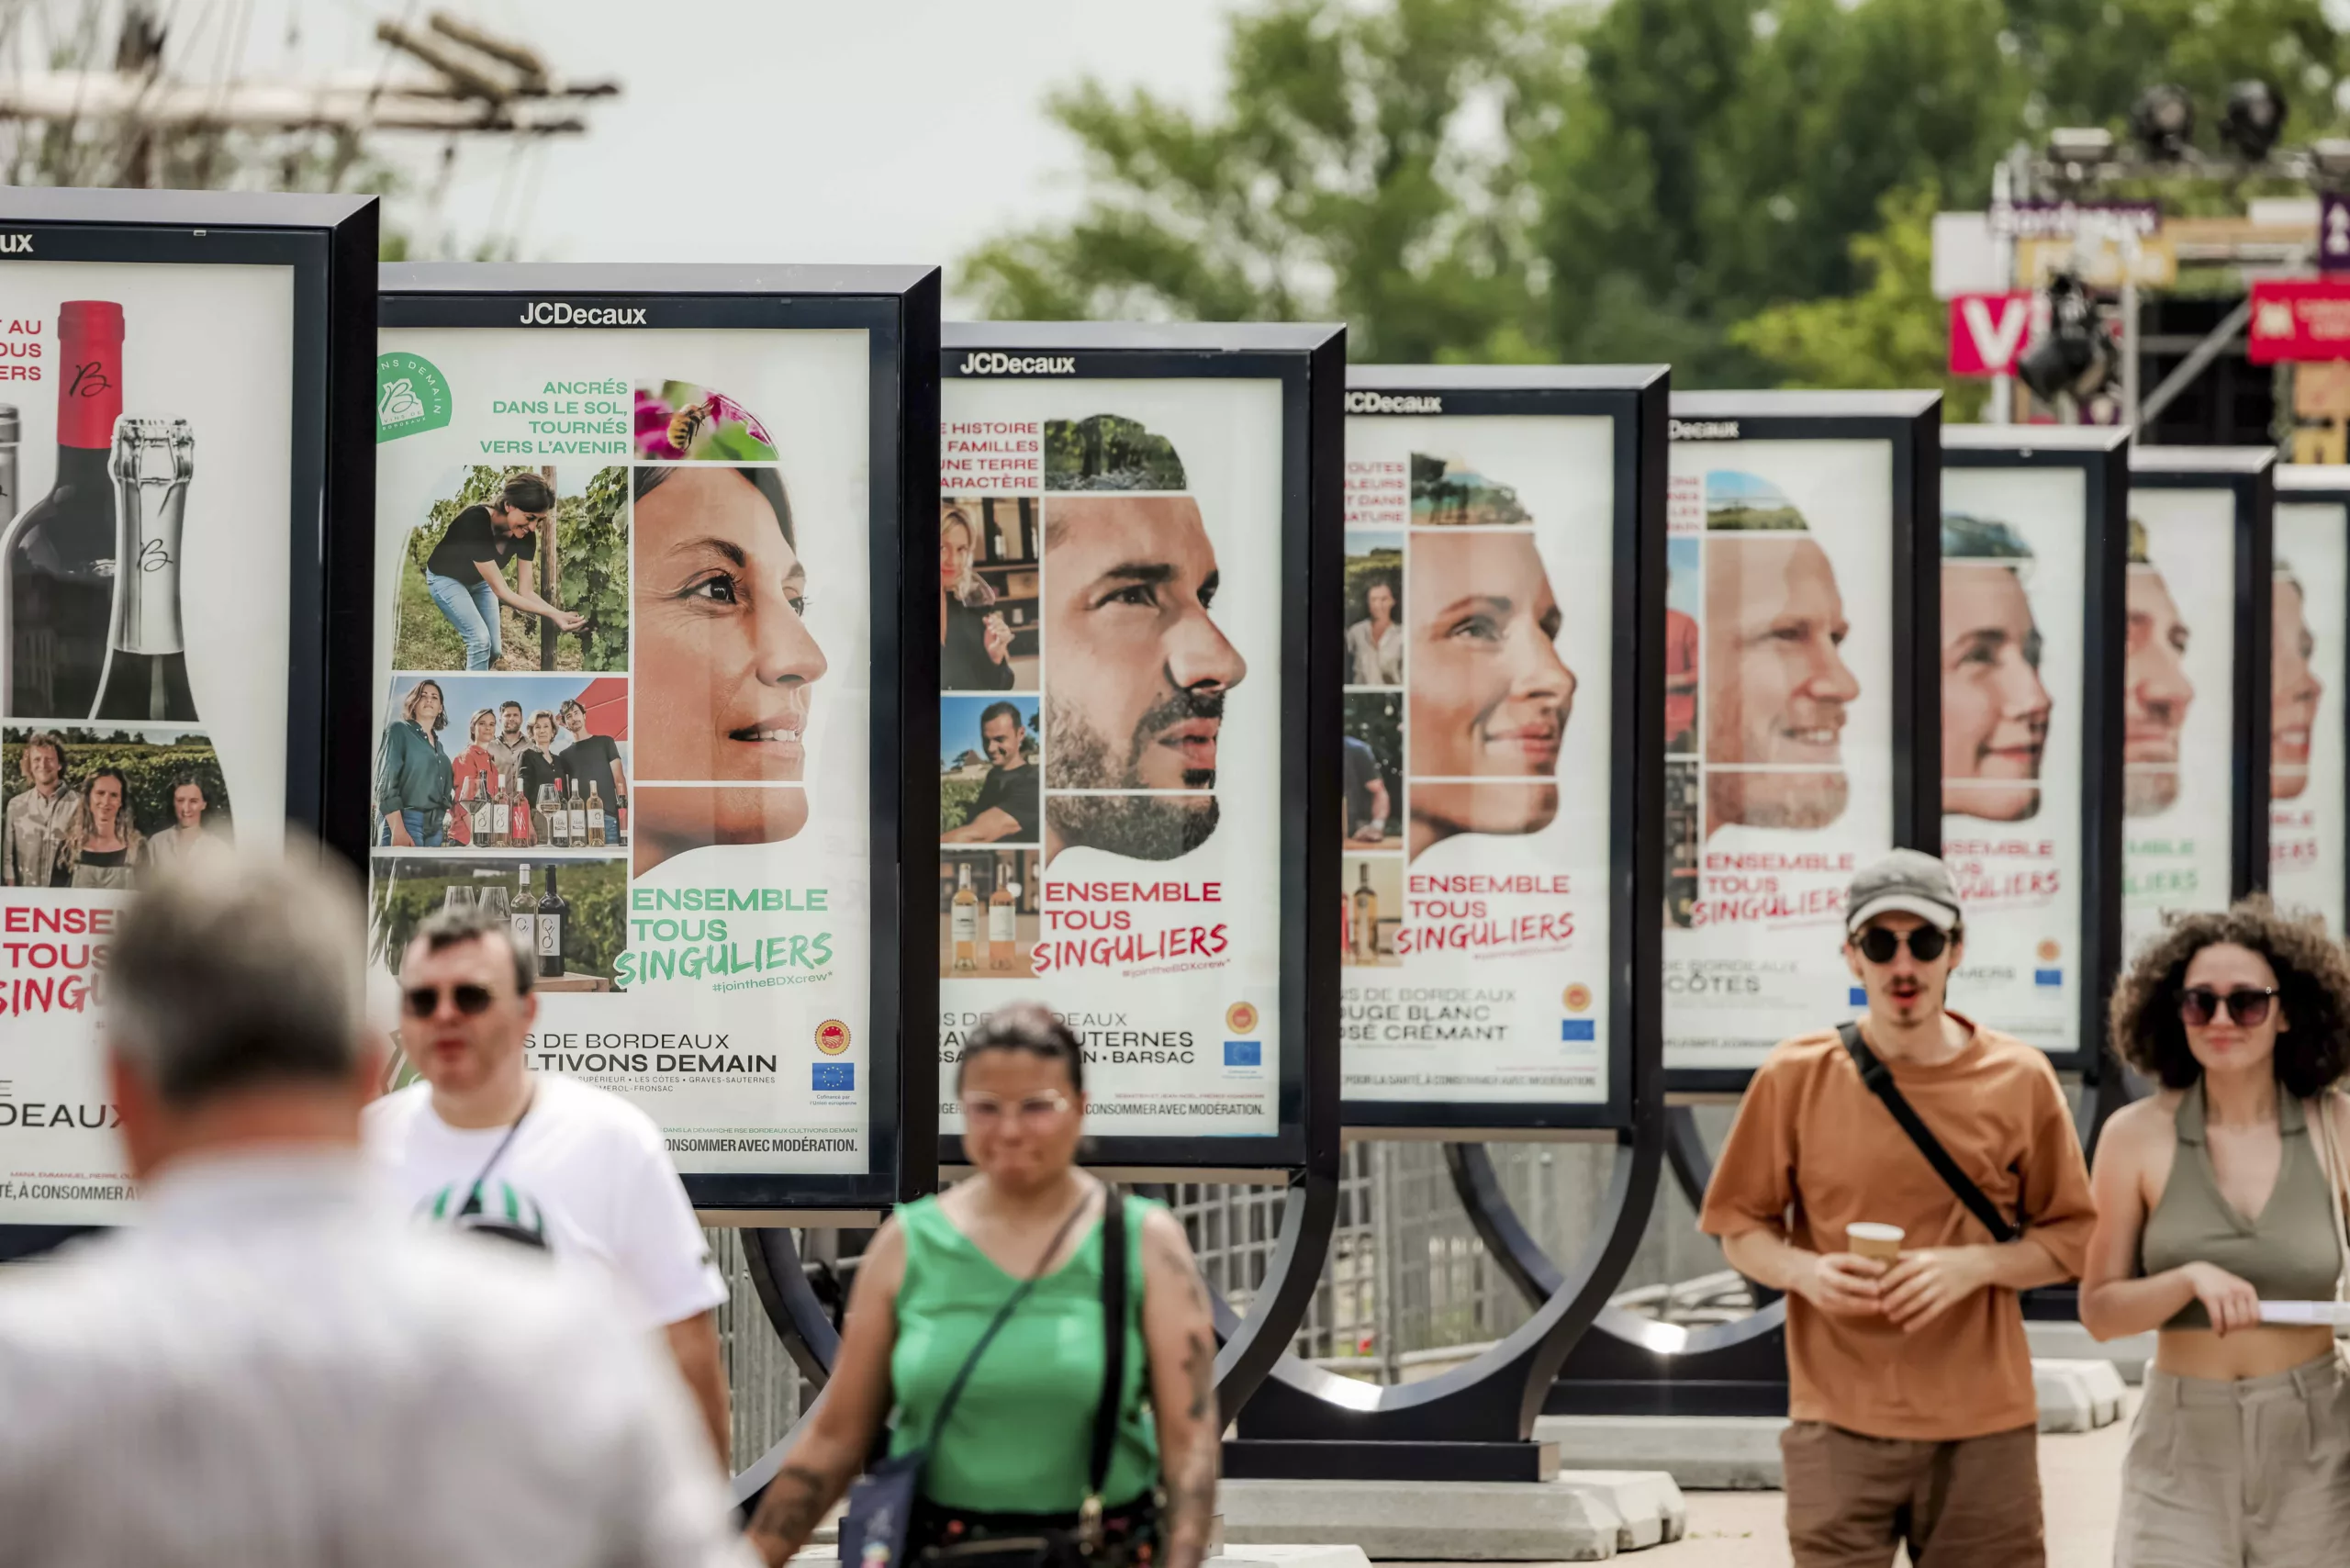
{"left": 377, "top": 262, "right": 944, "bottom": 1219}
{"left": 1661, "top": 391, "right": 1944, "bottom": 1098}
{"left": 1941, "top": 425, "right": 2129, "bottom": 1078}
{"left": 0, "top": 186, "right": 379, "bottom": 1264}
{"left": 1336, "top": 365, "right": 1665, "bottom": 1135}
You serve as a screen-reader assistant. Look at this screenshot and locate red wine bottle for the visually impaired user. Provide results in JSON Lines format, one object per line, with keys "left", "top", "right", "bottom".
{"left": 537, "top": 865, "right": 569, "bottom": 980}
{"left": 6, "top": 301, "right": 124, "bottom": 720}
{"left": 92, "top": 419, "right": 197, "bottom": 722}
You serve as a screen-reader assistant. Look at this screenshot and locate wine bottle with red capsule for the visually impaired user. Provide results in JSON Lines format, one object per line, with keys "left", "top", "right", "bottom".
{"left": 4, "top": 301, "right": 124, "bottom": 720}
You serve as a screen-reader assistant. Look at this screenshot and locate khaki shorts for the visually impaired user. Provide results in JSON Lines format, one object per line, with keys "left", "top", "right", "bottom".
{"left": 1780, "top": 1418, "right": 2042, "bottom": 1567}
{"left": 2115, "top": 1354, "right": 2350, "bottom": 1566}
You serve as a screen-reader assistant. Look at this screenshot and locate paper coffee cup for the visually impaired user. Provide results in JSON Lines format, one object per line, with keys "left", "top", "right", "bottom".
{"left": 1846, "top": 1222, "right": 1904, "bottom": 1261}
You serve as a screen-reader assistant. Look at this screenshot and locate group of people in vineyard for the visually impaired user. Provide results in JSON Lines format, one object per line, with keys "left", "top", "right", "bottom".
{"left": 375, "top": 680, "right": 628, "bottom": 850}
{"left": 1, "top": 729, "right": 229, "bottom": 889}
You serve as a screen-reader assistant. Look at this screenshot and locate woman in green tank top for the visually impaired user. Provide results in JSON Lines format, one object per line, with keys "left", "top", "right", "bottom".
{"left": 747, "top": 1004, "right": 1220, "bottom": 1568}
{"left": 2082, "top": 900, "right": 2350, "bottom": 1563}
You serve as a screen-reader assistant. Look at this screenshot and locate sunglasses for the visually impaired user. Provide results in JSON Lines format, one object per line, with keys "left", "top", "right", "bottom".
{"left": 402, "top": 982, "right": 498, "bottom": 1019}
{"left": 2178, "top": 987, "right": 2280, "bottom": 1027}
{"left": 960, "top": 1092, "right": 1072, "bottom": 1126}
{"left": 1853, "top": 925, "right": 1951, "bottom": 964}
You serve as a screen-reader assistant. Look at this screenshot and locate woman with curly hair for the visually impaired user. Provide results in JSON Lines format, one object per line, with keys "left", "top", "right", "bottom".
{"left": 2083, "top": 897, "right": 2350, "bottom": 1562}
{"left": 60, "top": 767, "right": 143, "bottom": 890}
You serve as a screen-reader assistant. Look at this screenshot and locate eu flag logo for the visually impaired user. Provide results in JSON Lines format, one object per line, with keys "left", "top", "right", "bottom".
{"left": 2034, "top": 969, "right": 2064, "bottom": 988}
{"left": 1224, "top": 1040, "right": 1261, "bottom": 1067}
{"left": 1561, "top": 1019, "right": 1595, "bottom": 1042}
{"left": 812, "top": 1063, "right": 855, "bottom": 1092}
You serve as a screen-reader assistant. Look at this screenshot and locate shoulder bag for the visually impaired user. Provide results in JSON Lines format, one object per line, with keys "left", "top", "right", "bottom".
{"left": 839, "top": 1185, "right": 1136, "bottom": 1568}
{"left": 1837, "top": 1022, "right": 2018, "bottom": 1244}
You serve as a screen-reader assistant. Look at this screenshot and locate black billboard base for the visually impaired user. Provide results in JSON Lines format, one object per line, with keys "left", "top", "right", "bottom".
{"left": 1223, "top": 1438, "right": 1557, "bottom": 1483}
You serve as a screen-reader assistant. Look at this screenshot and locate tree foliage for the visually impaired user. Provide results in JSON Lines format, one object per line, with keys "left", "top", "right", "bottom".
{"left": 961, "top": 0, "right": 2350, "bottom": 387}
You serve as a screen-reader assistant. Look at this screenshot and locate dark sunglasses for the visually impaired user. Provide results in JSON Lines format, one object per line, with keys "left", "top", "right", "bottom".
{"left": 1854, "top": 925, "right": 1950, "bottom": 964}
{"left": 402, "top": 982, "right": 497, "bottom": 1019}
{"left": 2178, "top": 987, "right": 2280, "bottom": 1027}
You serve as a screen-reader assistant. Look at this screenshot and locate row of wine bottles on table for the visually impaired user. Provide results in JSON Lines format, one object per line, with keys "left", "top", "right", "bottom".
{"left": 458, "top": 768, "right": 622, "bottom": 850}
{"left": 443, "top": 863, "right": 572, "bottom": 980}
{"left": 949, "top": 859, "right": 1020, "bottom": 971}
{"left": 0, "top": 300, "right": 203, "bottom": 724}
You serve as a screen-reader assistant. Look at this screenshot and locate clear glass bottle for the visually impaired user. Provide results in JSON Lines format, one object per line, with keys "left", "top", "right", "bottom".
{"left": 951, "top": 862, "right": 979, "bottom": 971}
{"left": 989, "top": 858, "right": 1016, "bottom": 969}
{"left": 91, "top": 419, "right": 196, "bottom": 722}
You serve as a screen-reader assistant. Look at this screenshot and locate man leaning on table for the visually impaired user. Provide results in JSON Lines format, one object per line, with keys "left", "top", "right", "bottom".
{"left": 1698, "top": 849, "right": 2096, "bottom": 1568}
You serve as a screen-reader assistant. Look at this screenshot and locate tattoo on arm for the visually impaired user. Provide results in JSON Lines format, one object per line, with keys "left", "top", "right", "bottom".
{"left": 747, "top": 1462, "right": 839, "bottom": 1561}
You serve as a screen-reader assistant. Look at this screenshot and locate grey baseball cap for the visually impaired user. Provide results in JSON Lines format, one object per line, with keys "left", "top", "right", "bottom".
{"left": 1844, "top": 849, "right": 1964, "bottom": 935}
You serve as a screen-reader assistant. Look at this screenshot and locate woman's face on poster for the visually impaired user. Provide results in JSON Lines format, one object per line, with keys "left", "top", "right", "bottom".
{"left": 940, "top": 513, "right": 974, "bottom": 588}
{"left": 173, "top": 784, "right": 206, "bottom": 828}
{"left": 532, "top": 714, "right": 556, "bottom": 748}
{"left": 88, "top": 774, "right": 121, "bottom": 829}
{"left": 636, "top": 467, "right": 827, "bottom": 790}
{"left": 412, "top": 683, "right": 442, "bottom": 729}
{"left": 1941, "top": 562, "right": 2051, "bottom": 822}
{"left": 1406, "top": 532, "right": 1573, "bottom": 837}
{"left": 2274, "top": 577, "right": 2322, "bottom": 801}
{"left": 471, "top": 711, "right": 495, "bottom": 745}
{"left": 1365, "top": 579, "right": 1395, "bottom": 625}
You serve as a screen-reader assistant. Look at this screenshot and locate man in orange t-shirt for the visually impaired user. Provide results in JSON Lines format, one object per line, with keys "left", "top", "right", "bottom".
{"left": 1698, "top": 848, "right": 2095, "bottom": 1568}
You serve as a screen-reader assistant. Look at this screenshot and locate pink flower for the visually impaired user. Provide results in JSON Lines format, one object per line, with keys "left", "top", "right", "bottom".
{"left": 634, "top": 387, "right": 683, "bottom": 460}
{"left": 706, "top": 390, "right": 775, "bottom": 450}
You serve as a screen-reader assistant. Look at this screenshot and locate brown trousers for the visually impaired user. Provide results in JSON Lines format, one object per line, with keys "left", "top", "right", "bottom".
{"left": 1780, "top": 1419, "right": 2043, "bottom": 1567}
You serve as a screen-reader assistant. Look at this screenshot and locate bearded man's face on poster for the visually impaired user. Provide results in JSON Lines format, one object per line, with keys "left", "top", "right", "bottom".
{"left": 1043, "top": 494, "right": 1247, "bottom": 861}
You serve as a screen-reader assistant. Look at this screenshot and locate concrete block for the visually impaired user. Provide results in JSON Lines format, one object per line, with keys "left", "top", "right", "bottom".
{"left": 1208, "top": 1547, "right": 1374, "bottom": 1568}
{"left": 1220, "top": 1473, "right": 1685, "bottom": 1560}
{"left": 1534, "top": 1415, "right": 1788, "bottom": 1492}
{"left": 2033, "top": 1359, "right": 2124, "bottom": 1432}
{"left": 2026, "top": 1319, "right": 2155, "bottom": 1383}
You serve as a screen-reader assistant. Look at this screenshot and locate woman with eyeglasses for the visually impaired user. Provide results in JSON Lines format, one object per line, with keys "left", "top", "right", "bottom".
{"left": 745, "top": 1002, "right": 1219, "bottom": 1568}
{"left": 2083, "top": 897, "right": 2350, "bottom": 1562}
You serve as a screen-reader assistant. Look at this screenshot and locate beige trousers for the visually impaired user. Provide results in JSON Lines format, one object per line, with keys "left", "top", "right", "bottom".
{"left": 2115, "top": 1354, "right": 2350, "bottom": 1566}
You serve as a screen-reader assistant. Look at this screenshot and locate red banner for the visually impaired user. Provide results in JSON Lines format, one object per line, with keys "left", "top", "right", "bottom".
{"left": 1947, "top": 292, "right": 2032, "bottom": 376}
{"left": 2249, "top": 279, "right": 2350, "bottom": 364}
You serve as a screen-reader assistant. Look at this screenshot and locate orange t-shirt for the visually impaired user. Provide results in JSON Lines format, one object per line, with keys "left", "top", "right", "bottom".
{"left": 1697, "top": 1014, "right": 2095, "bottom": 1440}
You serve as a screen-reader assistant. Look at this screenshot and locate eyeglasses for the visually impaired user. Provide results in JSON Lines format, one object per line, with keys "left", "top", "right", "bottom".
{"left": 402, "top": 982, "right": 497, "bottom": 1019}
{"left": 1854, "top": 925, "right": 1951, "bottom": 964}
{"left": 2179, "top": 987, "right": 2280, "bottom": 1027}
{"left": 960, "top": 1092, "right": 1071, "bottom": 1127}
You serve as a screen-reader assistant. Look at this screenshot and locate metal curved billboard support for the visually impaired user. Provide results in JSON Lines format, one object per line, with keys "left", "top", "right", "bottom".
{"left": 1450, "top": 1115, "right": 1790, "bottom": 1418}
{"left": 1204, "top": 1126, "right": 1659, "bottom": 1472}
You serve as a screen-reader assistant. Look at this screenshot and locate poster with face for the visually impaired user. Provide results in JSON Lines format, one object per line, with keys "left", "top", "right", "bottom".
{"left": 1337, "top": 413, "right": 1615, "bottom": 1106}
{"left": 2270, "top": 499, "right": 2345, "bottom": 933}
{"left": 935, "top": 378, "right": 1283, "bottom": 1138}
{"left": 1662, "top": 439, "right": 1895, "bottom": 1072}
{"left": 2121, "top": 488, "right": 2239, "bottom": 956}
{"left": 1938, "top": 466, "right": 2085, "bottom": 1056}
{"left": 372, "top": 324, "right": 875, "bottom": 1177}
{"left": 0, "top": 260, "right": 299, "bottom": 1225}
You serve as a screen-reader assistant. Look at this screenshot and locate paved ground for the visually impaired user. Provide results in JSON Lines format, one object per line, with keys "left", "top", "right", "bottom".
{"left": 1637, "top": 1393, "right": 2136, "bottom": 1566}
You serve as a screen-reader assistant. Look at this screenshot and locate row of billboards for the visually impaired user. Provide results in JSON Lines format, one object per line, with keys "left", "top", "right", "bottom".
{"left": 0, "top": 189, "right": 2319, "bottom": 1234}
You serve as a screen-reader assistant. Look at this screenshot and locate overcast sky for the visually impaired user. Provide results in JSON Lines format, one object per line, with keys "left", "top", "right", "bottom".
{"left": 207, "top": 0, "right": 1236, "bottom": 287}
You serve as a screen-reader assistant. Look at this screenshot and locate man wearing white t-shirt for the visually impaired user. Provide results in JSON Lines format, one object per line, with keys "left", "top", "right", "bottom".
{"left": 367, "top": 903, "right": 732, "bottom": 1468}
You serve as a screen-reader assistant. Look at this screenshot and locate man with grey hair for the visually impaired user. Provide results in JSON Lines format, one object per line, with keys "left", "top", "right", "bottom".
{"left": 0, "top": 849, "right": 752, "bottom": 1568}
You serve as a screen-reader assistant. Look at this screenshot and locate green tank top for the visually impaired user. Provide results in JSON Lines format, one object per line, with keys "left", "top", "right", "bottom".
{"left": 888, "top": 1193, "right": 1160, "bottom": 1513}
{"left": 2138, "top": 1081, "right": 2342, "bottom": 1329}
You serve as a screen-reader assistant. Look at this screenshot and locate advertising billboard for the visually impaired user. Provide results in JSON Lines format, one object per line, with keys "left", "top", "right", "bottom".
{"left": 2123, "top": 448, "right": 2273, "bottom": 959}
{"left": 2271, "top": 468, "right": 2350, "bottom": 935}
{"left": 1336, "top": 368, "right": 1662, "bottom": 1129}
{"left": 1939, "top": 428, "right": 2126, "bottom": 1070}
{"left": 372, "top": 265, "right": 938, "bottom": 1213}
{"left": 1661, "top": 394, "right": 1941, "bottom": 1087}
{"left": 0, "top": 190, "right": 377, "bottom": 1235}
{"left": 936, "top": 324, "right": 1341, "bottom": 1168}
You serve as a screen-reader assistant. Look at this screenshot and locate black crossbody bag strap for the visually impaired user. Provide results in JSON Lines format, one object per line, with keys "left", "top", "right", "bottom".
{"left": 1078, "top": 1187, "right": 1128, "bottom": 1550}
{"left": 1838, "top": 1023, "right": 2018, "bottom": 1245}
